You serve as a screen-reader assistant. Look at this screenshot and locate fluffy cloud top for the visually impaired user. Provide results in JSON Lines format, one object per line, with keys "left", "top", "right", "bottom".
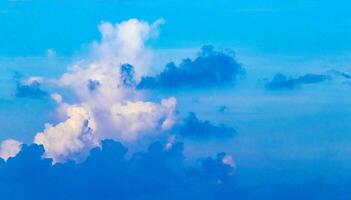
{"left": 265, "top": 73, "right": 330, "bottom": 90}
{"left": 34, "top": 104, "right": 98, "bottom": 163}
{"left": 94, "top": 18, "right": 164, "bottom": 75}
{"left": 110, "top": 97, "right": 177, "bottom": 141}
{"left": 33, "top": 94, "right": 176, "bottom": 162}
{"left": 58, "top": 18, "right": 163, "bottom": 110}
{"left": 1, "top": 19, "right": 233, "bottom": 166}
{"left": 137, "top": 45, "right": 244, "bottom": 90}
{"left": 0, "top": 139, "right": 22, "bottom": 161}
{"left": 27, "top": 19, "right": 178, "bottom": 162}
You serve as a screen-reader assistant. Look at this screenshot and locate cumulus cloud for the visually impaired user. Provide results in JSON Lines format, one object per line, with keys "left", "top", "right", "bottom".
{"left": 93, "top": 18, "right": 164, "bottom": 75}
{"left": 0, "top": 139, "right": 349, "bottom": 200}
{"left": 58, "top": 18, "right": 164, "bottom": 110}
{"left": 137, "top": 45, "right": 244, "bottom": 90}
{"left": 265, "top": 73, "right": 330, "bottom": 90}
{"left": 22, "top": 18, "right": 178, "bottom": 162}
{"left": 0, "top": 16, "right": 349, "bottom": 200}
{"left": 110, "top": 97, "right": 177, "bottom": 141}
{"left": 0, "top": 139, "right": 22, "bottom": 161}
{"left": 2, "top": 19, "right": 233, "bottom": 164}
{"left": 34, "top": 104, "right": 98, "bottom": 163}
{"left": 172, "top": 112, "right": 235, "bottom": 139}
{"left": 0, "top": 139, "right": 238, "bottom": 200}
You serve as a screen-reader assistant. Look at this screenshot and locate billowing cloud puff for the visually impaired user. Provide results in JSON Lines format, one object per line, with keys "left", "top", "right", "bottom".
{"left": 110, "top": 97, "right": 177, "bottom": 141}
{"left": 34, "top": 104, "right": 98, "bottom": 163}
{"left": 4, "top": 19, "right": 237, "bottom": 164}
{"left": 0, "top": 139, "right": 22, "bottom": 161}
{"left": 265, "top": 73, "right": 330, "bottom": 90}
{"left": 28, "top": 19, "right": 177, "bottom": 162}
{"left": 0, "top": 139, "right": 349, "bottom": 200}
{"left": 58, "top": 18, "right": 164, "bottom": 110}
{"left": 94, "top": 18, "right": 164, "bottom": 75}
{"left": 137, "top": 45, "right": 244, "bottom": 90}
{"left": 0, "top": 139, "right": 238, "bottom": 200}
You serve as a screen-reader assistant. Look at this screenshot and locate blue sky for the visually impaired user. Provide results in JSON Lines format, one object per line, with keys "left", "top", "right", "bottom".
{"left": 0, "top": 0, "right": 351, "bottom": 199}
{"left": 0, "top": 0, "right": 350, "bottom": 56}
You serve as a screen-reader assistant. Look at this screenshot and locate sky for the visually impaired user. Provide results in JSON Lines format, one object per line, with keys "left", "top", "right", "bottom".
{"left": 0, "top": 0, "right": 351, "bottom": 199}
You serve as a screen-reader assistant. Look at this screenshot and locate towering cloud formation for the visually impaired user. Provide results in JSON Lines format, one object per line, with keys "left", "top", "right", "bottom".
{"left": 23, "top": 19, "right": 177, "bottom": 162}
{"left": 58, "top": 19, "right": 164, "bottom": 109}
{"left": 1, "top": 18, "right": 235, "bottom": 165}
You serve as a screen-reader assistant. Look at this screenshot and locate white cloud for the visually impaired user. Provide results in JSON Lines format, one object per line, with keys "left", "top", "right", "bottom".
{"left": 34, "top": 104, "right": 98, "bottom": 163}
{"left": 35, "top": 95, "right": 176, "bottom": 162}
{"left": 95, "top": 18, "right": 164, "bottom": 77}
{"left": 58, "top": 19, "right": 164, "bottom": 111}
{"left": 0, "top": 139, "right": 22, "bottom": 161}
{"left": 29, "top": 18, "right": 178, "bottom": 162}
{"left": 110, "top": 97, "right": 177, "bottom": 141}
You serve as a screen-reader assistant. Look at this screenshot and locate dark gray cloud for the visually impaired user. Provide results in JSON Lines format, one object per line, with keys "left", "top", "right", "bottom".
{"left": 265, "top": 73, "right": 330, "bottom": 90}
{"left": 137, "top": 46, "right": 244, "bottom": 90}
